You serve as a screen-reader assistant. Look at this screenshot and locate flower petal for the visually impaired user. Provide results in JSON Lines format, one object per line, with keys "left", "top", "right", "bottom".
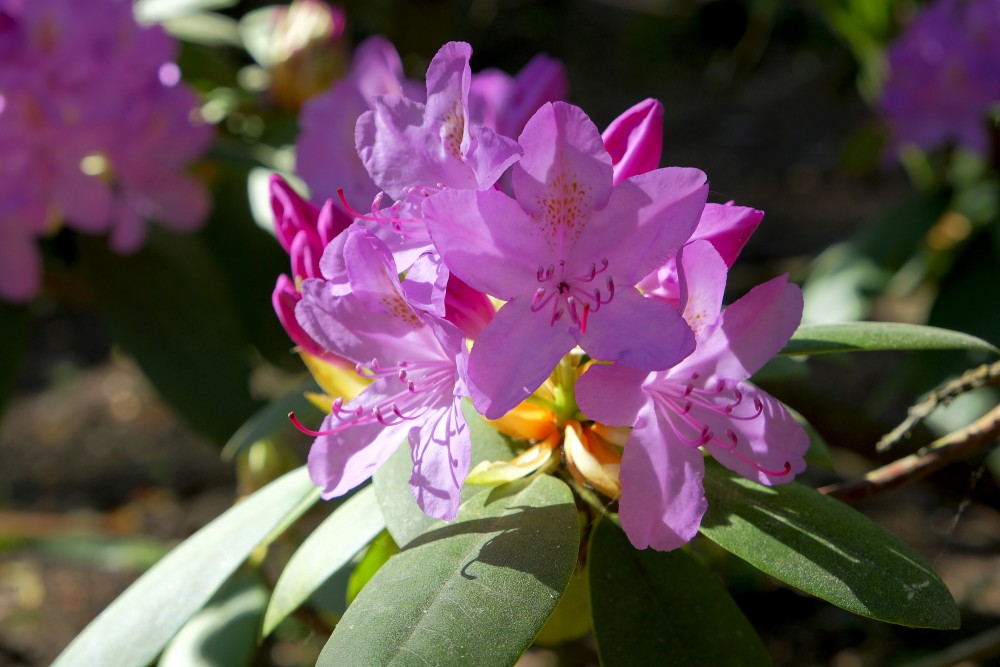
{"left": 676, "top": 240, "right": 728, "bottom": 340}
{"left": 423, "top": 187, "right": 545, "bottom": 299}
{"left": 575, "top": 362, "right": 648, "bottom": 427}
{"left": 579, "top": 286, "right": 695, "bottom": 372}
{"left": 308, "top": 415, "right": 411, "bottom": 500}
{"left": 512, "top": 102, "right": 613, "bottom": 249}
{"left": 601, "top": 98, "right": 663, "bottom": 185}
{"left": 409, "top": 399, "right": 471, "bottom": 520}
{"left": 699, "top": 384, "right": 809, "bottom": 486}
{"left": 695, "top": 274, "right": 803, "bottom": 379}
{"left": 467, "top": 298, "right": 575, "bottom": 419}
{"left": 579, "top": 166, "right": 707, "bottom": 285}
{"left": 619, "top": 402, "right": 707, "bottom": 551}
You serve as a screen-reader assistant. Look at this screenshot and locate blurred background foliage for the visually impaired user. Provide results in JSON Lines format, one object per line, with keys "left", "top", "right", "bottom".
{"left": 2, "top": 0, "right": 999, "bottom": 665}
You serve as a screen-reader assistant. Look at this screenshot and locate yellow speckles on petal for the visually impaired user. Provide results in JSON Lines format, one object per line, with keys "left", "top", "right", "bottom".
{"left": 535, "top": 171, "right": 592, "bottom": 245}
{"left": 379, "top": 292, "right": 422, "bottom": 328}
{"left": 439, "top": 101, "right": 466, "bottom": 160}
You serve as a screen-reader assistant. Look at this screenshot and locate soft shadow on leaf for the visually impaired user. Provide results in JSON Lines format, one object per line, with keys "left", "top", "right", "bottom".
{"left": 406, "top": 503, "right": 576, "bottom": 593}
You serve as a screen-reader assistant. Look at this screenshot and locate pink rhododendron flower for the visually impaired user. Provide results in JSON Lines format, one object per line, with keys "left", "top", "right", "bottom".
{"left": 294, "top": 228, "right": 472, "bottom": 520}
{"left": 880, "top": 0, "right": 1000, "bottom": 157}
{"left": 0, "top": 0, "right": 211, "bottom": 301}
{"left": 577, "top": 240, "right": 808, "bottom": 551}
{"left": 424, "top": 101, "right": 708, "bottom": 419}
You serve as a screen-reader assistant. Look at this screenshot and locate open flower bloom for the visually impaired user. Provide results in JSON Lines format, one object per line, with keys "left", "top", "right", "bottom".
{"left": 576, "top": 240, "right": 809, "bottom": 551}
{"left": 0, "top": 0, "right": 211, "bottom": 300}
{"left": 880, "top": 0, "right": 1000, "bottom": 157}
{"left": 294, "top": 227, "right": 472, "bottom": 520}
{"left": 424, "top": 101, "right": 707, "bottom": 419}
{"left": 355, "top": 41, "right": 521, "bottom": 202}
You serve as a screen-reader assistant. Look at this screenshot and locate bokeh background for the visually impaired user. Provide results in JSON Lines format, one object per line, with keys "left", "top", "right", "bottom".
{"left": 1, "top": 0, "right": 999, "bottom": 665}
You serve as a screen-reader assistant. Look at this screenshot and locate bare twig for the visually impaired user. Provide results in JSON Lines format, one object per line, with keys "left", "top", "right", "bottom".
{"left": 877, "top": 360, "right": 1000, "bottom": 453}
{"left": 820, "top": 403, "right": 1000, "bottom": 504}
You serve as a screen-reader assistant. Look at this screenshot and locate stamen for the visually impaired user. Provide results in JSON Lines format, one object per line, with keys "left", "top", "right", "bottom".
{"left": 289, "top": 411, "right": 341, "bottom": 437}
{"left": 336, "top": 188, "right": 422, "bottom": 225}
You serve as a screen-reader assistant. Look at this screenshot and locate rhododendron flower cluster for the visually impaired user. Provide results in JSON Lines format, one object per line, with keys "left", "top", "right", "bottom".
{"left": 0, "top": 0, "right": 211, "bottom": 302}
{"left": 880, "top": 0, "right": 1000, "bottom": 157}
{"left": 274, "top": 41, "right": 808, "bottom": 547}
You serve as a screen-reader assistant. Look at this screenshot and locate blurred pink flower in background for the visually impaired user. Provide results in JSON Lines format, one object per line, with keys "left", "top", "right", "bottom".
{"left": 880, "top": 0, "right": 1000, "bottom": 158}
{"left": 0, "top": 0, "right": 212, "bottom": 302}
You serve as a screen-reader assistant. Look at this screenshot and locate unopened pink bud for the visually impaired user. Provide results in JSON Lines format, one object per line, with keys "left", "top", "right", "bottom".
{"left": 602, "top": 98, "right": 664, "bottom": 185}
{"left": 444, "top": 275, "right": 495, "bottom": 339}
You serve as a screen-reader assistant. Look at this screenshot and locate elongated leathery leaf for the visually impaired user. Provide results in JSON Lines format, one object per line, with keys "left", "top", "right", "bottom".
{"left": 52, "top": 467, "right": 318, "bottom": 667}
{"left": 374, "top": 401, "right": 514, "bottom": 547}
{"left": 160, "top": 571, "right": 268, "bottom": 667}
{"left": 262, "top": 486, "right": 385, "bottom": 637}
{"left": 781, "top": 322, "right": 999, "bottom": 357}
{"left": 589, "top": 519, "right": 771, "bottom": 667}
{"left": 699, "top": 463, "right": 959, "bottom": 628}
{"left": 318, "top": 475, "right": 579, "bottom": 667}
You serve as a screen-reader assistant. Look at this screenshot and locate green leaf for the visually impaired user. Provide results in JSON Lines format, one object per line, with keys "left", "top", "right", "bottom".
{"left": 317, "top": 475, "right": 579, "bottom": 667}
{"left": 374, "top": 401, "right": 514, "bottom": 547}
{"left": 261, "top": 486, "right": 385, "bottom": 637}
{"left": 80, "top": 231, "right": 260, "bottom": 444}
{"left": 589, "top": 519, "right": 771, "bottom": 667}
{"left": 159, "top": 571, "right": 268, "bottom": 667}
{"left": 699, "top": 463, "right": 960, "bottom": 629}
{"left": 52, "top": 467, "right": 319, "bottom": 667}
{"left": 781, "top": 322, "right": 1000, "bottom": 357}
{"left": 345, "top": 530, "right": 399, "bottom": 606}
{"left": 0, "top": 302, "right": 30, "bottom": 419}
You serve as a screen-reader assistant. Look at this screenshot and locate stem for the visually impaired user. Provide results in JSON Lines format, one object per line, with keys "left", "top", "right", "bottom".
{"left": 821, "top": 402, "right": 1000, "bottom": 504}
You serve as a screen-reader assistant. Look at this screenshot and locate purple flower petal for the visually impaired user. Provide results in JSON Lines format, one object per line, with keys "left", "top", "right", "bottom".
{"left": 693, "top": 274, "right": 803, "bottom": 380}
{"left": 579, "top": 286, "right": 695, "bottom": 371}
{"left": 575, "top": 362, "right": 648, "bottom": 427}
{"left": 601, "top": 98, "right": 663, "bottom": 185}
{"left": 619, "top": 402, "right": 708, "bottom": 551}
{"left": 467, "top": 298, "right": 576, "bottom": 419}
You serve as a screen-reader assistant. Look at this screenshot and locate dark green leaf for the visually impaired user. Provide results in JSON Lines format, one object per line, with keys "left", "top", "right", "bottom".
{"left": 159, "top": 571, "right": 268, "bottom": 667}
{"left": 781, "top": 322, "right": 999, "bottom": 357}
{"left": 589, "top": 519, "right": 771, "bottom": 667}
{"left": 699, "top": 463, "right": 960, "bottom": 628}
{"left": 52, "top": 467, "right": 318, "bottom": 667}
{"left": 374, "top": 401, "right": 514, "bottom": 547}
{"left": 262, "top": 486, "right": 385, "bottom": 637}
{"left": 80, "top": 231, "right": 260, "bottom": 444}
{"left": 318, "top": 475, "right": 579, "bottom": 667}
